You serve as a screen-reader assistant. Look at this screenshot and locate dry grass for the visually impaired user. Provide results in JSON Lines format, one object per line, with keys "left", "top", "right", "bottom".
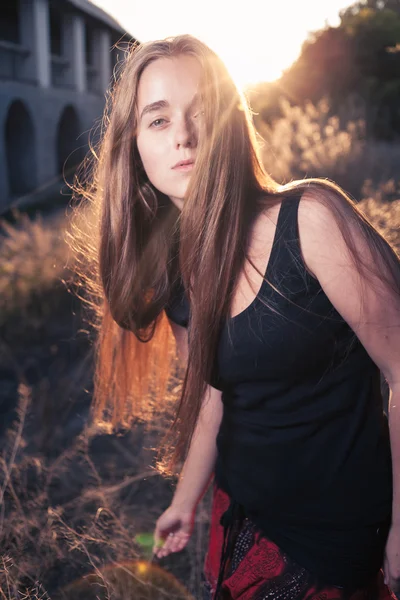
{"left": 0, "top": 209, "right": 75, "bottom": 346}
{"left": 358, "top": 183, "right": 400, "bottom": 250}
{"left": 259, "top": 97, "right": 400, "bottom": 200}
{"left": 0, "top": 99, "right": 399, "bottom": 598}
{"left": 0, "top": 370, "right": 210, "bottom": 599}
{"left": 0, "top": 206, "right": 208, "bottom": 597}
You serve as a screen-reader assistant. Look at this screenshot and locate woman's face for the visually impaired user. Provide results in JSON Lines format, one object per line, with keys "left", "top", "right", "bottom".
{"left": 136, "top": 55, "right": 203, "bottom": 211}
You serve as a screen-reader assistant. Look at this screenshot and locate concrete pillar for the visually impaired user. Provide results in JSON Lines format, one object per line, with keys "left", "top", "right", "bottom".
{"left": 20, "top": 0, "right": 51, "bottom": 87}
{"left": 72, "top": 15, "right": 86, "bottom": 92}
{"left": 98, "top": 29, "right": 112, "bottom": 93}
{"left": 64, "top": 13, "right": 86, "bottom": 92}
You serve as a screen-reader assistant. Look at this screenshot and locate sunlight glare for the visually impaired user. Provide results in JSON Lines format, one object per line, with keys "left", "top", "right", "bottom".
{"left": 92, "top": 0, "right": 352, "bottom": 88}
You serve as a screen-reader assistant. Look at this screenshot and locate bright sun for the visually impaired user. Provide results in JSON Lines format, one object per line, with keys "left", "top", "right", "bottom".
{"left": 93, "top": 0, "right": 352, "bottom": 88}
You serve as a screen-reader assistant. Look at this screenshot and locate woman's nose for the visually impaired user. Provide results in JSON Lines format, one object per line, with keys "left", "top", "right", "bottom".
{"left": 175, "top": 117, "right": 197, "bottom": 148}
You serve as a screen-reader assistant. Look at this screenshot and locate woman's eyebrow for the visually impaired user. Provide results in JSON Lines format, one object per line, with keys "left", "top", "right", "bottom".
{"left": 140, "top": 100, "right": 169, "bottom": 121}
{"left": 139, "top": 94, "right": 202, "bottom": 122}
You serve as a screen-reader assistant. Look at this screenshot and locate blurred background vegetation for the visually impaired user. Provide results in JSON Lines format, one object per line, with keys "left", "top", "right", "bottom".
{"left": 249, "top": 0, "right": 400, "bottom": 142}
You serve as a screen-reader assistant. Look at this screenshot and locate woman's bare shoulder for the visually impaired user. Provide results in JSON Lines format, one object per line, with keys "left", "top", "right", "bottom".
{"left": 295, "top": 186, "right": 349, "bottom": 280}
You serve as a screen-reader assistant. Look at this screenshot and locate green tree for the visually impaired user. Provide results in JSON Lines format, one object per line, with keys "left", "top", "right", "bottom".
{"left": 273, "top": 2, "right": 400, "bottom": 139}
{"left": 340, "top": 0, "right": 400, "bottom": 17}
{"left": 279, "top": 27, "right": 357, "bottom": 106}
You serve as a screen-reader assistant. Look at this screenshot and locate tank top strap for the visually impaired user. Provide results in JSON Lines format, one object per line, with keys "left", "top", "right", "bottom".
{"left": 271, "top": 190, "right": 313, "bottom": 286}
{"left": 278, "top": 191, "right": 303, "bottom": 241}
{"left": 264, "top": 192, "right": 300, "bottom": 279}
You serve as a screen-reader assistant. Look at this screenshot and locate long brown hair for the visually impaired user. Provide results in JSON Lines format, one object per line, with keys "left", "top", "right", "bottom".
{"left": 68, "top": 34, "right": 400, "bottom": 477}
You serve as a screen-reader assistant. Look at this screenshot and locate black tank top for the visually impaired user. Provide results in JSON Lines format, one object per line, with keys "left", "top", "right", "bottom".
{"left": 164, "top": 192, "right": 392, "bottom": 592}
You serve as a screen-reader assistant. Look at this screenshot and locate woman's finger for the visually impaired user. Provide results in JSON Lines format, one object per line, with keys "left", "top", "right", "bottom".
{"left": 154, "top": 525, "right": 165, "bottom": 547}
{"left": 177, "top": 532, "right": 189, "bottom": 545}
{"left": 159, "top": 532, "right": 176, "bottom": 556}
{"left": 153, "top": 534, "right": 164, "bottom": 554}
{"left": 156, "top": 532, "right": 188, "bottom": 557}
{"left": 171, "top": 533, "right": 187, "bottom": 552}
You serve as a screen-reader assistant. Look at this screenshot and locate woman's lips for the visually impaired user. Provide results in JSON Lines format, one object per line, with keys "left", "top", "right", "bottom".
{"left": 172, "top": 157, "right": 196, "bottom": 168}
{"left": 173, "top": 162, "right": 195, "bottom": 171}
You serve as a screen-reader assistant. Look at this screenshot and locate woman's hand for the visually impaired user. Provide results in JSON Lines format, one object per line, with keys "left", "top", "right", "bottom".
{"left": 383, "top": 523, "right": 400, "bottom": 597}
{"left": 152, "top": 504, "right": 195, "bottom": 558}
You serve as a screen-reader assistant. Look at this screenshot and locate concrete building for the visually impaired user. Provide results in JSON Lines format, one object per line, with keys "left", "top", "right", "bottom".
{"left": 0, "top": 0, "right": 135, "bottom": 211}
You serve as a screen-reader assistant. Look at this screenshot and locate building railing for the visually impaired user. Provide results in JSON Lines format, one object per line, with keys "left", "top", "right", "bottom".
{"left": 86, "top": 63, "right": 101, "bottom": 94}
{"left": 0, "top": 40, "right": 35, "bottom": 84}
{"left": 50, "top": 54, "right": 74, "bottom": 89}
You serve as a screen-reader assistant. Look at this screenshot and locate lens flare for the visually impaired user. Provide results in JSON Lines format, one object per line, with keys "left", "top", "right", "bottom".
{"left": 59, "top": 559, "right": 194, "bottom": 599}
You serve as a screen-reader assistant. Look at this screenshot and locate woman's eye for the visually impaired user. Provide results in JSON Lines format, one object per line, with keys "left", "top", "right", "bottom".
{"left": 150, "top": 118, "right": 167, "bottom": 128}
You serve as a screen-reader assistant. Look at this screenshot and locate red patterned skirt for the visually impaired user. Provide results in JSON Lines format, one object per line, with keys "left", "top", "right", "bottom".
{"left": 202, "top": 480, "right": 396, "bottom": 600}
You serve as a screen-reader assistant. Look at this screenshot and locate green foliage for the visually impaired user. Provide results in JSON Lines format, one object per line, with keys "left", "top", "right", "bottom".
{"left": 340, "top": 0, "right": 400, "bottom": 19}
{"left": 255, "top": 0, "right": 400, "bottom": 140}
{"left": 340, "top": 7, "right": 400, "bottom": 81}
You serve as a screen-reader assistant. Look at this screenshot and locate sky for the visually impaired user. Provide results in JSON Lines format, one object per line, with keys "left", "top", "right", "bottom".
{"left": 93, "top": 0, "right": 352, "bottom": 88}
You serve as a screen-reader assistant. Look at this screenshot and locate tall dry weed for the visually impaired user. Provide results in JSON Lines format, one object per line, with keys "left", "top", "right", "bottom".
{"left": 258, "top": 97, "right": 400, "bottom": 199}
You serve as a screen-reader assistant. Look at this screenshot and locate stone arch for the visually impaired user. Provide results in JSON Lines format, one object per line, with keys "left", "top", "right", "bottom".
{"left": 56, "top": 105, "right": 83, "bottom": 176}
{"left": 5, "top": 99, "right": 36, "bottom": 196}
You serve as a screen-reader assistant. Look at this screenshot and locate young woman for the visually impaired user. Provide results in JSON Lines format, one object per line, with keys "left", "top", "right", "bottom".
{"left": 72, "top": 34, "right": 400, "bottom": 599}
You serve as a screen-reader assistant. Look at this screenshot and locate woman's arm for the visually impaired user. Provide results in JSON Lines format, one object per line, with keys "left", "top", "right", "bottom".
{"left": 298, "top": 191, "right": 400, "bottom": 592}
{"left": 169, "top": 320, "right": 223, "bottom": 512}
{"left": 171, "top": 382, "right": 222, "bottom": 511}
